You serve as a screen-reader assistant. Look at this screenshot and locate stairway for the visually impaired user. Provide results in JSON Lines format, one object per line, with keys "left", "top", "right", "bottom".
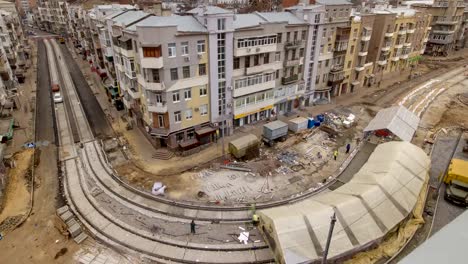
{"left": 152, "top": 148, "right": 174, "bottom": 160}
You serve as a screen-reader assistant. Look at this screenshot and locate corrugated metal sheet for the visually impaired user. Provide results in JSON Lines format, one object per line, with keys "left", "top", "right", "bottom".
{"left": 363, "top": 106, "right": 420, "bottom": 142}
{"left": 259, "top": 141, "right": 430, "bottom": 264}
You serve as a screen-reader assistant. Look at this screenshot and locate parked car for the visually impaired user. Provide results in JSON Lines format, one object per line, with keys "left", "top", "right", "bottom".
{"left": 53, "top": 92, "right": 63, "bottom": 103}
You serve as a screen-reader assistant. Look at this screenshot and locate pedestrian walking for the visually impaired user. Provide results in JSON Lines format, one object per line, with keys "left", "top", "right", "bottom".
{"left": 346, "top": 143, "right": 351, "bottom": 154}
{"left": 190, "top": 220, "right": 196, "bottom": 234}
{"left": 333, "top": 150, "right": 338, "bottom": 161}
{"left": 252, "top": 214, "right": 259, "bottom": 226}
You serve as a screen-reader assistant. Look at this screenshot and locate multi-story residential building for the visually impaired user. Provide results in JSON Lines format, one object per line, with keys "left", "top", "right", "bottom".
{"left": 230, "top": 11, "right": 308, "bottom": 127}
{"left": 412, "top": 0, "right": 464, "bottom": 56}
{"left": 312, "top": 0, "right": 353, "bottom": 102}
{"left": 368, "top": 6, "right": 431, "bottom": 83}
{"left": 37, "top": 0, "right": 68, "bottom": 35}
{"left": 106, "top": 11, "right": 150, "bottom": 110}
{"left": 0, "top": 9, "right": 26, "bottom": 85}
{"left": 129, "top": 15, "right": 214, "bottom": 149}
{"left": 288, "top": 4, "right": 326, "bottom": 106}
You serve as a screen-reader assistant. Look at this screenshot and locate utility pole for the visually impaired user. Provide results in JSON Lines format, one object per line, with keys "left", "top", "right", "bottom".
{"left": 322, "top": 212, "right": 337, "bottom": 264}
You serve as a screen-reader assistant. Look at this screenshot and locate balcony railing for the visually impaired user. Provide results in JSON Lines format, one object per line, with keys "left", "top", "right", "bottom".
{"left": 147, "top": 102, "right": 167, "bottom": 113}
{"left": 330, "top": 64, "right": 344, "bottom": 72}
{"left": 328, "top": 71, "right": 344, "bottom": 83}
{"left": 284, "top": 40, "right": 305, "bottom": 49}
{"left": 281, "top": 74, "right": 299, "bottom": 85}
{"left": 334, "top": 41, "right": 348, "bottom": 52}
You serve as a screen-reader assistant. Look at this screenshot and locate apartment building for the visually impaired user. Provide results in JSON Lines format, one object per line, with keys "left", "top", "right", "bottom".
{"left": 231, "top": 12, "right": 308, "bottom": 127}
{"left": 346, "top": 13, "right": 375, "bottom": 91}
{"left": 0, "top": 9, "right": 26, "bottom": 85}
{"left": 288, "top": 4, "right": 326, "bottom": 106}
{"left": 368, "top": 6, "right": 431, "bottom": 83}
{"left": 313, "top": 0, "right": 353, "bottom": 102}
{"left": 413, "top": 0, "right": 465, "bottom": 56}
{"left": 37, "top": 0, "right": 68, "bottom": 35}
{"left": 129, "top": 15, "right": 213, "bottom": 149}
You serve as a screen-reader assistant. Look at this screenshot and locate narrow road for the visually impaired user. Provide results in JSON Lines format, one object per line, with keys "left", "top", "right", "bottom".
{"left": 59, "top": 44, "right": 113, "bottom": 139}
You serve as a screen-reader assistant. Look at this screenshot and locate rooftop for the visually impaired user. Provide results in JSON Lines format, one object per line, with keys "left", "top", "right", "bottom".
{"left": 232, "top": 11, "right": 308, "bottom": 29}
{"left": 111, "top": 10, "right": 150, "bottom": 27}
{"left": 187, "top": 6, "right": 232, "bottom": 15}
{"left": 372, "top": 5, "right": 418, "bottom": 16}
{"left": 315, "top": 0, "right": 352, "bottom": 6}
{"left": 131, "top": 15, "right": 207, "bottom": 33}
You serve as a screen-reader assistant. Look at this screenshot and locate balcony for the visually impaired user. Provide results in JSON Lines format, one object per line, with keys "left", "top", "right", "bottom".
{"left": 406, "top": 29, "right": 415, "bottom": 34}
{"left": 385, "top": 32, "right": 394, "bottom": 37}
{"left": 284, "top": 40, "right": 305, "bottom": 50}
{"left": 284, "top": 58, "right": 301, "bottom": 67}
{"left": 395, "top": 44, "right": 403, "bottom": 49}
{"left": 234, "top": 43, "right": 277, "bottom": 57}
{"left": 403, "top": 42, "right": 411, "bottom": 47}
{"left": 328, "top": 71, "right": 345, "bottom": 83}
{"left": 435, "top": 20, "right": 458, "bottom": 25}
{"left": 355, "top": 65, "right": 365, "bottom": 71}
{"left": 381, "top": 46, "right": 391, "bottom": 52}
{"left": 125, "top": 70, "right": 137, "bottom": 79}
{"left": 120, "top": 48, "right": 134, "bottom": 58}
{"left": 391, "top": 56, "right": 400, "bottom": 62}
{"left": 377, "top": 60, "right": 387, "bottom": 66}
{"left": 361, "top": 35, "right": 371, "bottom": 41}
{"left": 137, "top": 74, "right": 165, "bottom": 91}
{"left": 428, "top": 37, "right": 453, "bottom": 45}
{"left": 281, "top": 74, "right": 299, "bottom": 85}
{"left": 128, "top": 87, "right": 140, "bottom": 99}
{"left": 246, "top": 61, "right": 282, "bottom": 75}
{"left": 358, "top": 51, "right": 368, "bottom": 56}
{"left": 334, "top": 41, "right": 348, "bottom": 52}
{"left": 234, "top": 79, "right": 275, "bottom": 97}
{"left": 141, "top": 57, "right": 163, "bottom": 69}
{"left": 330, "top": 64, "right": 344, "bottom": 72}
{"left": 398, "top": 29, "right": 407, "bottom": 35}
{"left": 432, "top": 30, "right": 455, "bottom": 35}
{"left": 147, "top": 102, "right": 168, "bottom": 113}
{"left": 401, "top": 54, "right": 409, "bottom": 59}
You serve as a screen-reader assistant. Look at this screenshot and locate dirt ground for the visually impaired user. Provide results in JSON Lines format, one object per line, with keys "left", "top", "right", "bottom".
{"left": 0, "top": 149, "right": 34, "bottom": 228}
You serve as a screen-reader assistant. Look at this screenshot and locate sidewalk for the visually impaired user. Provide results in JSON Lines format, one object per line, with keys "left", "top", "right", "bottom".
{"left": 71, "top": 45, "right": 468, "bottom": 175}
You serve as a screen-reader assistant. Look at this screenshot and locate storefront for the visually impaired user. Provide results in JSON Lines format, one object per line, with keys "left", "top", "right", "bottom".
{"left": 234, "top": 106, "right": 273, "bottom": 127}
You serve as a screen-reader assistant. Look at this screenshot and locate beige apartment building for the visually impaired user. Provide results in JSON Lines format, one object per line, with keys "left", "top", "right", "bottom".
{"left": 367, "top": 6, "right": 431, "bottom": 84}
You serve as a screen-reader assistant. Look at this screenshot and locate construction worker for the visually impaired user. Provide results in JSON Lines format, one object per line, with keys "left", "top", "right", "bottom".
{"left": 333, "top": 150, "right": 338, "bottom": 161}
{"left": 346, "top": 143, "right": 351, "bottom": 154}
{"left": 252, "top": 214, "right": 259, "bottom": 226}
{"left": 190, "top": 220, "right": 196, "bottom": 234}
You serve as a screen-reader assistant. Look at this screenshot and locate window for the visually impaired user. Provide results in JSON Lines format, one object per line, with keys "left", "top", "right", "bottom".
{"left": 254, "top": 55, "right": 259, "bottom": 66}
{"left": 315, "top": 14, "right": 320, "bottom": 23}
{"left": 174, "top": 111, "right": 181, "bottom": 123}
{"left": 181, "top": 41, "right": 189, "bottom": 56}
{"left": 325, "top": 60, "right": 329, "bottom": 67}
{"left": 199, "top": 64, "right": 206, "bottom": 75}
{"left": 264, "top": 53, "right": 270, "bottom": 64}
{"left": 183, "top": 66, "right": 190, "bottom": 78}
{"left": 168, "top": 43, "right": 176, "bottom": 57}
{"left": 217, "top": 18, "right": 226, "bottom": 30}
{"left": 275, "top": 52, "right": 281, "bottom": 61}
{"left": 185, "top": 109, "right": 192, "bottom": 120}
{"left": 172, "top": 92, "right": 180, "bottom": 102}
{"left": 277, "top": 33, "right": 282, "bottom": 43}
{"left": 157, "top": 115, "right": 164, "bottom": 127}
{"left": 298, "top": 65, "right": 302, "bottom": 74}
{"left": 275, "top": 70, "right": 279, "bottom": 79}
{"left": 347, "top": 61, "right": 352, "bottom": 69}
{"left": 245, "top": 56, "right": 250, "bottom": 68}
{"left": 200, "top": 86, "right": 207, "bottom": 96}
{"left": 184, "top": 88, "right": 192, "bottom": 100}
{"left": 200, "top": 104, "right": 208, "bottom": 116}
{"left": 350, "top": 45, "right": 354, "bottom": 53}
{"left": 233, "top": 57, "right": 240, "bottom": 69}
{"left": 315, "top": 75, "right": 320, "bottom": 84}
{"left": 293, "top": 31, "right": 298, "bottom": 41}
{"left": 301, "top": 30, "right": 306, "bottom": 40}
{"left": 323, "top": 73, "right": 328, "bottom": 82}
{"left": 143, "top": 46, "right": 161, "bottom": 57}
{"left": 151, "top": 69, "right": 160, "bottom": 82}
{"left": 286, "top": 32, "right": 291, "bottom": 41}
{"left": 170, "top": 68, "right": 178, "bottom": 80}
{"left": 299, "top": 48, "right": 304, "bottom": 57}
{"left": 155, "top": 93, "right": 163, "bottom": 103}
{"left": 197, "top": 40, "right": 206, "bottom": 53}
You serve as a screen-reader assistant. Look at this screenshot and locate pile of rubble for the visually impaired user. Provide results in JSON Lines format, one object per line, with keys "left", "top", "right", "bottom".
{"left": 321, "top": 111, "right": 356, "bottom": 132}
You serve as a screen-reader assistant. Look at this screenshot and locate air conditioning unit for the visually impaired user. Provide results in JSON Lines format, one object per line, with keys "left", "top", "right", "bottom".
{"left": 184, "top": 57, "right": 190, "bottom": 62}
{"left": 197, "top": 54, "right": 203, "bottom": 59}
{"left": 256, "top": 47, "right": 261, "bottom": 52}
{"left": 194, "top": 107, "right": 199, "bottom": 112}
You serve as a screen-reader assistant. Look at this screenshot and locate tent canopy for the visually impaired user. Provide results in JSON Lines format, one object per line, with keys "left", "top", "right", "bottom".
{"left": 363, "top": 106, "right": 420, "bottom": 142}
{"left": 259, "top": 141, "right": 430, "bottom": 264}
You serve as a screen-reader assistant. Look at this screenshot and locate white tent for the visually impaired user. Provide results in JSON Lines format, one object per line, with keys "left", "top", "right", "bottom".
{"left": 363, "top": 106, "right": 420, "bottom": 142}
{"left": 259, "top": 141, "right": 430, "bottom": 264}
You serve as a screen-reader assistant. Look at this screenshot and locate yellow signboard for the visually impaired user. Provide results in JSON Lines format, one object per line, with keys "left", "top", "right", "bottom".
{"left": 234, "top": 105, "right": 273, "bottom": 119}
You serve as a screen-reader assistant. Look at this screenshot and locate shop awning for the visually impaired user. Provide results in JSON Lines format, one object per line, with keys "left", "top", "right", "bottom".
{"left": 179, "top": 138, "right": 199, "bottom": 148}
{"left": 196, "top": 127, "right": 216, "bottom": 136}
